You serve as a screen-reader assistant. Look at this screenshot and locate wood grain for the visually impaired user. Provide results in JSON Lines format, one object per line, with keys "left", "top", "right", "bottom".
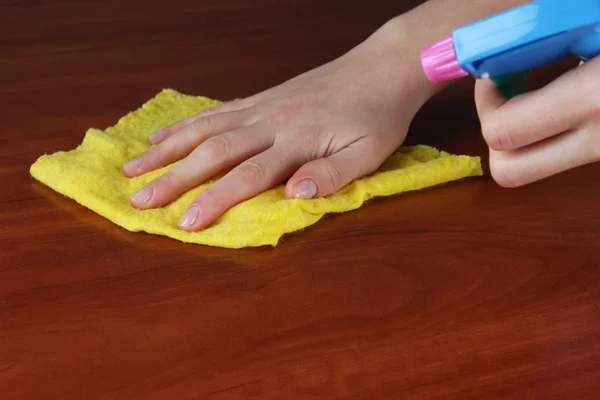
{"left": 1, "top": 1, "right": 599, "bottom": 399}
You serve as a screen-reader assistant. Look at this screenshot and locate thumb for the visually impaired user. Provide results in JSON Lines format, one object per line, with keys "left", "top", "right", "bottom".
{"left": 474, "top": 78, "right": 509, "bottom": 120}
{"left": 285, "top": 143, "right": 384, "bottom": 199}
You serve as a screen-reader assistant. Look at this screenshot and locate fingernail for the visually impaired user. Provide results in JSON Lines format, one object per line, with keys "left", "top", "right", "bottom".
{"left": 130, "top": 185, "right": 153, "bottom": 205}
{"left": 125, "top": 154, "right": 144, "bottom": 171}
{"left": 178, "top": 206, "right": 199, "bottom": 227}
{"left": 294, "top": 179, "right": 317, "bottom": 199}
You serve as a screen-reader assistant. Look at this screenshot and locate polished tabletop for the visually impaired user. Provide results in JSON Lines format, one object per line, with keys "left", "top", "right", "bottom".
{"left": 1, "top": 1, "right": 599, "bottom": 399}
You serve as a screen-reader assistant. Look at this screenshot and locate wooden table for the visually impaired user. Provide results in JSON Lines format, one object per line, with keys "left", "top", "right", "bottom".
{"left": 2, "top": 1, "right": 599, "bottom": 398}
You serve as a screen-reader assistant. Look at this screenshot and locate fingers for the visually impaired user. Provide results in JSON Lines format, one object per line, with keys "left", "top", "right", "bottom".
{"left": 177, "top": 146, "right": 300, "bottom": 231}
{"left": 475, "top": 58, "right": 600, "bottom": 187}
{"left": 284, "top": 140, "right": 382, "bottom": 199}
{"left": 489, "top": 126, "right": 600, "bottom": 188}
{"left": 474, "top": 62, "right": 594, "bottom": 152}
{"left": 473, "top": 78, "right": 509, "bottom": 115}
{"left": 123, "top": 109, "right": 250, "bottom": 178}
{"left": 148, "top": 96, "right": 259, "bottom": 145}
{"left": 129, "top": 125, "right": 273, "bottom": 209}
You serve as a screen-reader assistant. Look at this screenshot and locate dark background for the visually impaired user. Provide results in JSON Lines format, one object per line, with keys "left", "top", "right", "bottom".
{"left": 1, "top": 1, "right": 599, "bottom": 399}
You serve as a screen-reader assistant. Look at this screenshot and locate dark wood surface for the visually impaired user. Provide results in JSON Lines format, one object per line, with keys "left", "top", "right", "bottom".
{"left": 2, "top": 1, "right": 599, "bottom": 398}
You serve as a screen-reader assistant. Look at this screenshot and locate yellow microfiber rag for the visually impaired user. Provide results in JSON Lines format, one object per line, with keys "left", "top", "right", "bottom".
{"left": 30, "top": 89, "right": 483, "bottom": 248}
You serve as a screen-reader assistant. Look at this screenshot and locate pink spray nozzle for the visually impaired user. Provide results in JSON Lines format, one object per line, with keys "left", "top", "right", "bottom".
{"left": 421, "top": 35, "right": 469, "bottom": 82}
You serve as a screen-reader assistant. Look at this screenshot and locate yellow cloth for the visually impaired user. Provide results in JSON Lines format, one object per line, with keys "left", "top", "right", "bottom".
{"left": 30, "top": 89, "right": 483, "bottom": 248}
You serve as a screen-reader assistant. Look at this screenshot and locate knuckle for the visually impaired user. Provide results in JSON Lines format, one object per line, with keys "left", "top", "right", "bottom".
{"left": 201, "top": 136, "right": 230, "bottom": 163}
{"left": 139, "top": 147, "right": 160, "bottom": 169}
{"left": 159, "top": 170, "right": 179, "bottom": 188}
{"left": 323, "top": 162, "right": 345, "bottom": 189}
{"left": 147, "top": 172, "right": 179, "bottom": 207}
{"left": 197, "top": 105, "right": 220, "bottom": 117}
{"left": 481, "top": 119, "right": 514, "bottom": 151}
{"left": 197, "top": 187, "right": 229, "bottom": 212}
{"left": 155, "top": 139, "right": 180, "bottom": 162}
{"left": 163, "top": 118, "right": 188, "bottom": 136}
{"left": 195, "top": 192, "right": 214, "bottom": 210}
{"left": 191, "top": 115, "right": 214, "bottom": 134}
{"left": 237, "top": 161, "right": 267, "bottom": 185}
{"left": 163, "top": 122, "right": 179, "bottom": 136}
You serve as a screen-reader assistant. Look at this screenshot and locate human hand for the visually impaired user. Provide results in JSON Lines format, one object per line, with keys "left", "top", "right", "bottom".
{"left": 475, "top": 58, "right": 600, "bottom": 188}
{"left": 122, "top": 24, "right": 435, "bottom": 232}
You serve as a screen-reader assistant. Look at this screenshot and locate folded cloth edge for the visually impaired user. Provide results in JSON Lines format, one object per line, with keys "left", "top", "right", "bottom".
{"left": 29, "top": 89, "right": 484, "bottom": 248}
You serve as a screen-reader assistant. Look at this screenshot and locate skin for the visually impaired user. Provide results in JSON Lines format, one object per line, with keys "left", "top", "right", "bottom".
{"left": 475, "top": 58, "right": 600, "bottom": 188}
{"left": 122, "top": 0, "right": 533, "bottom": 231}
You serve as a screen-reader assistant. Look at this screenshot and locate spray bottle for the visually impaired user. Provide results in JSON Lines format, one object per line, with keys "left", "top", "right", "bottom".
{"left": 420, "top": 0, "right": 600, "bottom": 97}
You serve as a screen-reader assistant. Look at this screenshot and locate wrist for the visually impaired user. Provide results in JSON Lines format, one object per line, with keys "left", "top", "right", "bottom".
{"left": 351, "top": 15, "right": 450, "bottom": 113}
{"left": 357, "top": 0, "right": 531, "bottom": 107}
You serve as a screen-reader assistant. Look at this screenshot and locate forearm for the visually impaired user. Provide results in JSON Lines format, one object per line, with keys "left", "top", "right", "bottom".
{"left": 363, "top": 0, "right": 531, "bottom": 104}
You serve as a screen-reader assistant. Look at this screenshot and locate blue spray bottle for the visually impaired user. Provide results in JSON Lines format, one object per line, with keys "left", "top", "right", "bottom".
{"left": 421, "top": 0, "right": 600, "bottom": 97}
